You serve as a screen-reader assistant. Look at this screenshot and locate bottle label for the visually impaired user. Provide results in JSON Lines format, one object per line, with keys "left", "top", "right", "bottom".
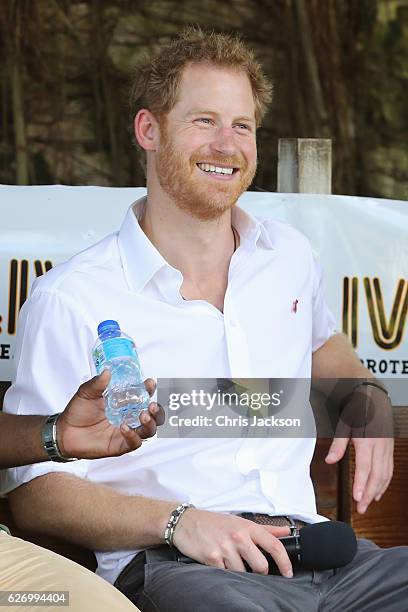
{"left": 102, "top": 337, "right": 137, "bottom": 362}
{"left": 93, "top": 345, "right": 106, "bottom": 374}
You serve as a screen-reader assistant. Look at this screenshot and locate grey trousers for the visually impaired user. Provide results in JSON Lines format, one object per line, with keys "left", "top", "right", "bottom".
{"left": 115, "top": 538, "right": 408, "bottom": 612}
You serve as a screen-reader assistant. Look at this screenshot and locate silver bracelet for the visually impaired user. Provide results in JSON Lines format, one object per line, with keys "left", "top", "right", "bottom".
{"left": 42, "top": 413, "right": 78, "bottom": 463}
{"left": 163, "top": 502, "right": 195, "bottom": 547}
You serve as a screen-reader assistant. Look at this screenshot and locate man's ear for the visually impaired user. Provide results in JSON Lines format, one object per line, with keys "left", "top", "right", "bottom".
{"left": 134, "top": 109, "right": 160, "bottom": 152}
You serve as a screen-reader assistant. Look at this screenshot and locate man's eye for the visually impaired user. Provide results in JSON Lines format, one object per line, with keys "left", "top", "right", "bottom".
{"left": 235, "top": 124, "right": 250, "bottom": 131}
{"left": 197, "top": 118, "right": 212, "bottom": 125}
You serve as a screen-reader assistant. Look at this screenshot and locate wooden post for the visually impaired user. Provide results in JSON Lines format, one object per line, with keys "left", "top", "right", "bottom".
{"left": 277, "top": 138, "right": 332, "bottom": 194}
{"left": 278, "top": 137, "right": 334, "bottom": 522}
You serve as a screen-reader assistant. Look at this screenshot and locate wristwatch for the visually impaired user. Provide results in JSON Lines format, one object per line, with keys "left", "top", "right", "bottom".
{"left": 42, "top": 413, "right": 78, "bottom": 463}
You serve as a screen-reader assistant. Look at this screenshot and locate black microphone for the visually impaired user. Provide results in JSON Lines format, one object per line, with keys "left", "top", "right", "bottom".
{"left": 260, "top": 521, "right": 357, "bottom": 573}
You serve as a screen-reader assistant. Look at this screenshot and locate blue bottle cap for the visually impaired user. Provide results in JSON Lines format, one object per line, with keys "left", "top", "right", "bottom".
{"left": 97, "top": 319, "right": 121, "bottom": 336}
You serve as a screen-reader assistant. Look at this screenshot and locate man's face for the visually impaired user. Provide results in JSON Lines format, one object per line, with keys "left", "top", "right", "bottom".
{"left": 154, "top": 63, "right": 258, "bottom": 221}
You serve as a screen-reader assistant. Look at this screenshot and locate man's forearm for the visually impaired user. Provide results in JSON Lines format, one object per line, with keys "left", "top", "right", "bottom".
{"left": 312, "top": 333, "right": 375, "bottom": 380}
{"left": 8, "top": 473, "right": 177, "bottom": 550}
{"left": 0, "top": 413, "right": 48, "bottom": 468}
{"left": 311, "top": 333, "right": 380, "bottom": 406}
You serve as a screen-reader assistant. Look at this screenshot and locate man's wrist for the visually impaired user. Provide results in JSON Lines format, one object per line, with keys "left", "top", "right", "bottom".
{"left": 42, "top": 414, "right": 78, "bottom": 462}
{"left": 353, "top": 380, "right": 391, "bottom": 403}
{"left": 55, "top": 415, "right": 70, "bottom": 458}
{"left": 153, "top": 501, "right": 194, "bottom": 545}
{"left": 163, "top": 502, "right": 195, "bottom": 547}
{"left": 35, "top": 415, "right": 50, "bottom": 463}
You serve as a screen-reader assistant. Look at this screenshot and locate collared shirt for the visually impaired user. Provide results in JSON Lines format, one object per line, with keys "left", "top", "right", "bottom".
{"left": 1, "top": 198, "right": 336, "bottom": 583}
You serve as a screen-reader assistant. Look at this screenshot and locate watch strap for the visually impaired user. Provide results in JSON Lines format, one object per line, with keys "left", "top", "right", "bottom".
{"left": 42, "top": 413, "right": 78, "bottom": 463}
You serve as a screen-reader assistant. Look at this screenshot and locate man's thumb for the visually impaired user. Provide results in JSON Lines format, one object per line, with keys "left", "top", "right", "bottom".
{"left": 78, "top": 370, "right": 110, "bottom": 399}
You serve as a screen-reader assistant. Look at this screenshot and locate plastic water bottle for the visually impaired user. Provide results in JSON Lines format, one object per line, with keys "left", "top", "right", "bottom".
{"left": 92, "top": 319, "right": 149, "bottom": 428}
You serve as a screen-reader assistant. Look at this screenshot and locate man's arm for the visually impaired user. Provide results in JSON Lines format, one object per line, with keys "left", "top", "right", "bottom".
{"left": 0, "top": 413, "right": 49, "bottom": 468}
{"left": 0, "top": 371, "right": 163, "bottom": 469}
{"left": 312, "top": 333, "right": 372, "bottom": 379}
{"left": 312, "top": 333, "right": 394, "bottom": 514}
{"left": 8, "top": 473, "right": 176, "bottom": 549}
{"left": 8, "top": 473, "right": 293, "bottom": 576}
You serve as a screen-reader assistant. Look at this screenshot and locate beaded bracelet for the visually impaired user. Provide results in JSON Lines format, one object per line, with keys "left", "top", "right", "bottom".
{"left": 163, "top": 502, "right": 195, "bottom": 547}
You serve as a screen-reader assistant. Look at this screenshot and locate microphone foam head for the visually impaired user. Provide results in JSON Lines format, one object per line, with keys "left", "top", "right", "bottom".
{"left": 299, "top": 521, "right": 357, "bottom": 570}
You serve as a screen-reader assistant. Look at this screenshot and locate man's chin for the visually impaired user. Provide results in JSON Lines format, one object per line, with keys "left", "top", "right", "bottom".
{"left": 177, "top": 192, "right": 238, "bottom": 221}
{"left": 186, "top": 177, "right": 254, "bottom": 220}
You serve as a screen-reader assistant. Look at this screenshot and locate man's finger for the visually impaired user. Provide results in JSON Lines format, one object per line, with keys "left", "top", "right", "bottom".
{"left": 262, "top": 526, "right": 291, "bottom": 538}
{"left": 144, "top": 378, "right": 156, "bottom": 397}
{"left": 357, "top": 441, "right": 391, "bottom": 512}
{"left": 137, "top": 410, "right": 157, "bottom": 439}
{"left": 375, "top": 449, "right": 394, "bottom": 501}
{"left": 223, "top": 550, "right": 247, "bottom": 572}
{"left": 325, "top": 437, "right": 349, "bottom": 463}
{"left": 119, "top": 424, "right": 143, "bottom": 451}
{"left": 148, "top": 402, "right": 165, "bottom": 426}
{"left": 357, "top": 466, "right": 381, "bottom": 514}
{"left": 353, "top": 439, "right": 374, "bottom": 505}
{"left": 77, "top": 370, "right": 111, "bottom": 400}
{"left": 239, "top": 545, "right": 269, "bottom": 575}
{"left": 252, "top": 529, "right": 293, "bottom": 578}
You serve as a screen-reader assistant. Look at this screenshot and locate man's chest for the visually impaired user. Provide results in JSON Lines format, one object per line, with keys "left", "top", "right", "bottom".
{"left": 82, "top": 252, "right": 314, "bottom": 378}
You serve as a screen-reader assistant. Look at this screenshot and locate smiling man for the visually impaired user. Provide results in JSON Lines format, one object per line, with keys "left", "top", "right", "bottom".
{"left": 133, "top": 56, "right": 261, "bottom": 311}
{"left": 2, "top": 27, "right": 406, "bottom": 612}
{"left": 151, "top": 65, "right": 257, "bottom": 221}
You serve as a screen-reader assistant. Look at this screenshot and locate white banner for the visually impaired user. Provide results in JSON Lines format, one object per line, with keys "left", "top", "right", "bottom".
{"left": 1, "top": 185, "right": 407, "bottom": 402}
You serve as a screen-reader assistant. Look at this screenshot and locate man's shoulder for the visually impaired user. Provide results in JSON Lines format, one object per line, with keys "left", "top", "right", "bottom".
{"left": 31, "top": 232, "right": 119, "bottom": 297}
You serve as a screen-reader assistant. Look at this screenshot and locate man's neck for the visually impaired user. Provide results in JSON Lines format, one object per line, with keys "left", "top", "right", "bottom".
{"left": 138, "top": 190, "right": 239, "bottom": 311}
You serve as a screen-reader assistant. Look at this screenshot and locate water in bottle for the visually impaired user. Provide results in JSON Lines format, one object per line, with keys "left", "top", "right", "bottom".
{"left": 92, "top": 319, "right": 150, "bottom": 428}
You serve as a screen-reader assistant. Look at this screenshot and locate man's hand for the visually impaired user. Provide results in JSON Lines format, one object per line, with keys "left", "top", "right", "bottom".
{"left": 325, "top": 386, "right": 394, "bottom": 514}
{"left": 172, "top": 509, "right": 293, "bottom": 577}
{"left": 313, "top": 335, "right": 394, "bottom": 515}
{"left": 57, "top": 370, "right": 164, "bottom": 459}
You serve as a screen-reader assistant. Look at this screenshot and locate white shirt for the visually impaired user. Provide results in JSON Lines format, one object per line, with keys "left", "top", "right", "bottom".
{"left": 1, "top": 198, "right": 336, "bottom": 583}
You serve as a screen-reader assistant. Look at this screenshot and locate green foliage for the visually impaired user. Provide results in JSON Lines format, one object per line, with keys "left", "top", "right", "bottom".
{"left": 0, "top": 0, "right": 406, "bottom": 198}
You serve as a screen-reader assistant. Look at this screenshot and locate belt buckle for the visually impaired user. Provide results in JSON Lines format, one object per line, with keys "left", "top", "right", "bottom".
{"left": 285, "top": 515, "right": 299, "bottom": 537}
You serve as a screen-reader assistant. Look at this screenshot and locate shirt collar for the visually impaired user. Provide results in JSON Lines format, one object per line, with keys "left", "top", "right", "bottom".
{"left": 231, "top": 204, "right": 274, "bottom": 251}
{"left": 118, "top": 197, "right": 171, "bottom": 293}
{"left": 118, "top": 196, "right": 274, "bottom": 293}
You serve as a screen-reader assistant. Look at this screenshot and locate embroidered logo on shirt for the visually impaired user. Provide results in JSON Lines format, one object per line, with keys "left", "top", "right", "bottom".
{"left": 292, "top": 299, "right": 299, "bottom": 313}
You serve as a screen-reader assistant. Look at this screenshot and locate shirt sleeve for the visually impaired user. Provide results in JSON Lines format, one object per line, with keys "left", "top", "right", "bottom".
{"left": 311, "top": 255, "right": 338, "bottom": 352}
{"left": 0, "top": 288, "right": 95, "bottom": 494}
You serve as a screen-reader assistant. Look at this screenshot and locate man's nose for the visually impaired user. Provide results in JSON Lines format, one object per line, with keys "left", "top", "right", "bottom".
{"left": 210, "top": 126, "right": 237, "bottom": 156}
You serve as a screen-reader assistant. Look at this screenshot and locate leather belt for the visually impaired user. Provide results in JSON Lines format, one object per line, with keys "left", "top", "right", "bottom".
{"left": 240, "top": 513, "right": 306, "bottom": 534}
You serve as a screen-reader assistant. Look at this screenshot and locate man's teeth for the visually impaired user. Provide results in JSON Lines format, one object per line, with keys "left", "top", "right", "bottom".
{"left": 197, "top": 163, "right": 234, "bottom": 175}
